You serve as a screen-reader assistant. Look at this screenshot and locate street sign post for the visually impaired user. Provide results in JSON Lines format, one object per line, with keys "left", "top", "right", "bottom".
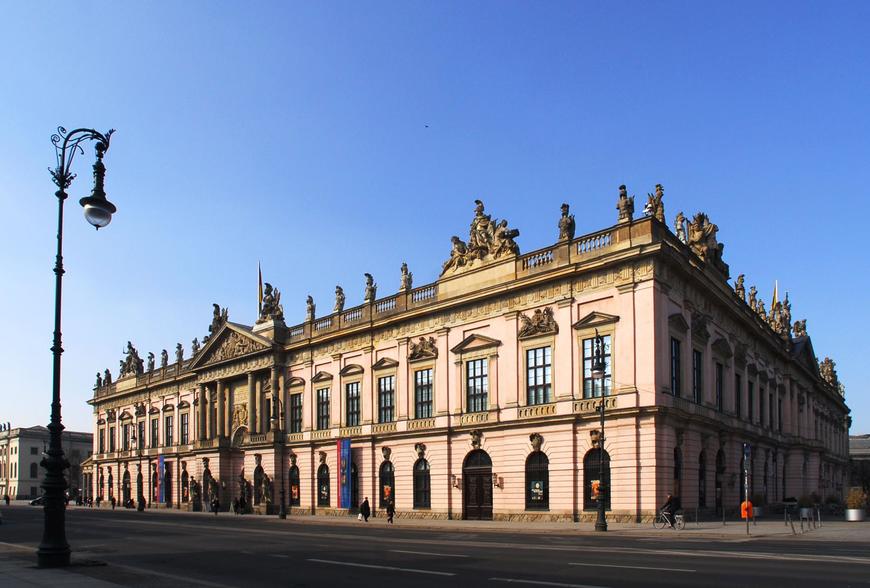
{"left": 743, "top": 442, "right": 751, "bottom": 536}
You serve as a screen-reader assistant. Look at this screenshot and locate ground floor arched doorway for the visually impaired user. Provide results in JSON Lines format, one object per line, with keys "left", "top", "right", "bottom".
{"left": 463, "top": 449, "right": 492, "bottom": 520}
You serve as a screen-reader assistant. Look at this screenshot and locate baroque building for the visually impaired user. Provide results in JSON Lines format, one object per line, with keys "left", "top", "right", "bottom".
{"left": 87, "top": 191, "right": 850, "bottom": 520}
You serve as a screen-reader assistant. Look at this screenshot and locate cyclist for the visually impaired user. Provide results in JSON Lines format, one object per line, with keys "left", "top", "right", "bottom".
{"left": 661, "top": 494, "right": 679, "bottom": 528}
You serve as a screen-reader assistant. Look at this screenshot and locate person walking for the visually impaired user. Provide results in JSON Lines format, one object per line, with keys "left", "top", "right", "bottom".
{"left": 360, "top": 497, "right": 371, "bottom": 522}
{"left": 239, "top": 494, "right": 246, "bottom": 515}
{"left": 110, "top": 496, "right": 116, "bottom": 510}
{"left": 386, "top": 499, "right": 395, "bottom": 524}
{"left": 211, "top": 496, "right": 220, "bottom": 515}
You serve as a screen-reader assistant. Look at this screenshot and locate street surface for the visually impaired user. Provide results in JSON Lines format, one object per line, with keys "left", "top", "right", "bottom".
{"left": 1, "top": 506, "right": 869, "bottom": 587}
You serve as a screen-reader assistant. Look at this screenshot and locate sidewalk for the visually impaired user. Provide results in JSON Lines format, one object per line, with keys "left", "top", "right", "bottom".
{"left": 0, "top": 544, "right": 118, "bottom": 588}
{"left": 63, "top": 504, "right": 870, "bottom": 541}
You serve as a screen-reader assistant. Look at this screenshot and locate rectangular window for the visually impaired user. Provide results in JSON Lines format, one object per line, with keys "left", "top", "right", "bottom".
{"left": 164, "top": 415, "right": 173, "bottom": 447}
{"left": 345, "top": 382, "right": 361, "bottom": 426}
{"left": 734, "top": 374, "right": 742, "bottom": 418}
{"left": 378, "top": 376, "right": 395, "bottom": 423}
{"left": 769, "top": 393, "right": 774, "bottom": 429}
{"left": 30, "top": 447, "right": 38, "bottom": 455}
{"left": 265, "top": 398, "right": 272, "bottom": 432}
{"left": 137, "top": 422, "right": 145, "bottom": 450}
{"left": 98, "top": 430, "right": 105, "bottom": 454}
{"left": 414, "top": 369, "right": 433, "bottom": 419}
{"left": 466, "top": 358, "right": 488, "bottom": 413}
{"left": 526, "top": 346, "right": 552, "bottom": 405}
{"left": 778, "top": 397, "right": 783, "bottom": 433}
{"left": 317, "top": 388, "right": 330, "bottom": 430}
{"left": 122, "top": 424, "right": 130, "bottom": 451}
{"left": 583, "top": 335, "right": 612, "bottom": 398}
{"left": 670, "top": 338, "right": 682, "bottom": 396}
{"left": 180, "top": 413, "right": 189, "bottom": 445}
{"left": 150, "top": 418, "right": 158, "bottom": 448}
{"left": 715, "top": 362, "right": 724, "bottom": 412}
{"left": 748, "top": 382, "right": 755, "bottom": 422}
{"left": 692, "top": 350, "right": 703, "bottom": 404}
{"left": 290, "top": 393, "right": 303, "bottom": 433}
{"left": 759, "top": 388, "right": 766, "bottom": 428}
{"left": 109, "top": 426, "right": 115, "bottom": 452}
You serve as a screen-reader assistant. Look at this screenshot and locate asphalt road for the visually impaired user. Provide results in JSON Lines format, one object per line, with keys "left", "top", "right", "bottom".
{"left": 1, "top": 507, "right": 869, "bottom": 587}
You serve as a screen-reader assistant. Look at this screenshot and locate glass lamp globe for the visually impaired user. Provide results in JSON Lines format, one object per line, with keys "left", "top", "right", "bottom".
{"left": 79, "top": 196, "right": 116, "bottom": 229}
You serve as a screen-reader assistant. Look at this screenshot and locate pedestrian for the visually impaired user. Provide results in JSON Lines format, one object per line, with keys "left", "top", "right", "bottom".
{"left": 232, "top": 497, "right": 239, "bottom": 515}
{"left": 239, "top": 494, "right": 246, "bottom": 514}
{"left": 4, "top": 494, "right": 10, "bottom": 505}
{"left": 110, "top": 496, "right": 116, "bottom": 510}
{"left": 211, "top": 496, "right": 220, "bottom": 515}
{"left": 360, "top": 497, "right": 370, "bottom": 522}
{"left": 386, "top": 499, "right": 395, "bottom": 524}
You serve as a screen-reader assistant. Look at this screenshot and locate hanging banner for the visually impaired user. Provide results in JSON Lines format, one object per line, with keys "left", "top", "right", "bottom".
{"left": 337, "top": 438, "right": 352, "bottom": 508}
{"left": 157, "top": 454, "right": 165, "bottom": 504}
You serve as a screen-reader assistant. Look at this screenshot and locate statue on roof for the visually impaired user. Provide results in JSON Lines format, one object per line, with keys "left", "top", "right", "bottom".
{"left": 492, "top": 219, "right": 520, "bottom": 258}
{"left": 333, "top": 287, "right": 345, "bottom": 313}
{"left": 441, "top": 236, "right": 469, "bottom": 275}
{"left": 147, "top": 352, "right": 155, "bottom": 372}
{"left": 468, "top": 199, "right": 493, "bottom": 255}
{"left": 819, "top": 357, "right": 838, "bottom": 387}
{"left": 191, "top": 338, "right": 200, "bottom": 356}
{"left": 364, "top": 273, "right": 377, "bottom": 303}
{"left": 441, "top": 200, "right": 521, "bottom": 275}
{"left": 205, "top": 303, "right": 228, "bottom": 343}
{"left": 616, "top": 185, "right": 634, "bottom": 223}
{"left": 306, "top": 295, "right": 316, "bottom": 321}
{"left": 757, "top": 300, "right": 767, "bottom": 322}
{"left": 258, "top": 282, "right": 284, "bottom": 323}
{"left": 104, "top": 368, "right": 112, "bottom": 386}
{"left": 399, "top": 262, "right": 413, "bottom": 292}
{"left": 792, "top": 319, "right": 807, "bottom": 338}
{"left": 176, "top": 343, "right": 184, "bottom": 364}
{"left": 120, "top": 341, "right": 144, "bottom": 377}
{"left": 674, "top": 211, "right": 687, "bottom": 243}
{"left": 782, "top": 294, "right": 792, "bottom": 328}
{"left": 95, "top": 372, "right": 102, "bottom": 389}
{"left": 734, "top": 274, "right": 745, "bottom": 302}
{"left": 160, "top": 349, "right": 168, "bottom": 369}
{"left": 558, "top": 203, "right": 575, "bottom": 241}
{"left": 648, "top": 184, "right": 665, "bottom": 223}
{"left": 748, "top": 286, "right": 757, "bottom": 311}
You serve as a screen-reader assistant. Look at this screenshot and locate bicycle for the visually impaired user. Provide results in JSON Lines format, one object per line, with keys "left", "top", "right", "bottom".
{"left": 653, "top": 509, "right": 685, "bottom": 530}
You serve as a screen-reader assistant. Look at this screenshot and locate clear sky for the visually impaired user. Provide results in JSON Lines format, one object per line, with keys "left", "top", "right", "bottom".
{"left": 1, "top": 1, "right": 867, "bottom": 434}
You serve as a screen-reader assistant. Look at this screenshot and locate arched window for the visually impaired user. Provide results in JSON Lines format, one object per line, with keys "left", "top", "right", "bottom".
{"left": 181, "top": 470, "right": 189, "bottom": 503}
{"left": 108, "top": 473, "right": 114, "bottom": 498}
{"left": 698, "top": 452, "right": 706, "bottom": 508}
{"left": 164, "top": 464, "right": 172, "bottom": 505}
{"left": 151, "top": 469, "right": 158, "bottom": 502}
{"left": 30, "top": 463, "right": 38, "bottom": 479}
{"left": 122, "top": 469, "right": 131, "bottom": 505}
{"left": 583, "top": 448, "right": 610, "bottom": 510}
{"left": 413, "top": 459, "right": 430, "bottom": 509}
{"left": 317, "top": 464, "right": 330, "bottom": 507}
{"left": 137, "top": 471, "right": 144, "bottom": 503}
{"left": 379, "top": 461, "right": 395, "bottom": 508}
{"left": 288, "top": 465, "right": 300, "bottom": 506}
{"left": 673, "top": 447, "right": 683, "bottom": 496}
{"left": 350, "top": 462, "right": 359, "bottom": 509}
{"left": 254, "top": 466, "right": 264, "bottom": 505}
{"left": 525, "top": 451, "right": 549, "bottom": 510}
{"left": 715, "top": 449, "right": 725, "bottom": 515}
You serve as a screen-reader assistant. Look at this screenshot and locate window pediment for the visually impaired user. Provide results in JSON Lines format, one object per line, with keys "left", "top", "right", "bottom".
{"left": 287, "top": 376, "right": 305, "bottom": 388}
{"left": 311, "top": 371, "right": 333, "bottom": 383}
{"left": 668, "top": 313, "right": 690, "bottom": 334}
{"left": 177, "top": 400, "right": 190, "bottom": 409}
{"left": 148, "top": 406, "right": 160, "bottom": 415}
{"left": 118, "top": 411, "right": 133, "bottom": 421}
{"left": 711, "top": 337, "right": 733, "bottom": 358}
{"left": 372, "top": 357, "right": 399, "bottom": 371}
{"left": 339, "top": 364, "right": 364, "bottom": 377}
{"left": 450, "top": 333, "right": 501, "bottom": 355}
{"left": 573, "top": 311, "right": 619, "bottom": 330}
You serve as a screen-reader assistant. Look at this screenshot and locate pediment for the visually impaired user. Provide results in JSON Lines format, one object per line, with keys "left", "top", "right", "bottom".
{"left": 190, "top": 322, "right": 272, "bottom": 368}
{"left": 118, "top": 410, "right": 133, "bottom": 421}
{"left": 148, "top": 406, "right": 160, "bottom": 415}
{"left": 712, "top": 337, "right": 733, "bottom": 358}
{"left": 177, "top": 400, "right": 190, "bottom": 409}
{"left": 339, "top": 364, "right": 365, "bottom": 377}
{"left": 451, "top": 333, "right": 501, "bottom": 355}
{"left": 372, "top": 357, "right": 399, "bottom": 371}
{"left": 287, "top": 377, "right": 305, "bottom": 388}
{"left": 791, "top": 336, "right": 820, "bottom": 377}
{"left": 311, "top": 370, "right": 333, "bottom": 383}
{"left": 573, "top": 311, "right": 620, "bottom": 330}
{"left": 162, "top": 404, "right": 174, "bottom": 412}
{"left": 668, "top": 313, "right": 690, "bottom": 334}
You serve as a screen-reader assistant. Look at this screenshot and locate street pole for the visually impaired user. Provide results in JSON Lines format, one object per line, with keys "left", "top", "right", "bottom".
{"left": 38, "top": 127, "right": 116, "bottom": 568}
{"left": 592, "top": 329, "right": 608, "bottom": 532}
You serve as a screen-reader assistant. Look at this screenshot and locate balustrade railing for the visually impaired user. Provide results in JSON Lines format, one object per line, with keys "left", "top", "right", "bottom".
{"left": 375, "top": 296, "right": 397, "bottom": 314}
{"left": 521, "top": 248, "right": 554, "bottom": 270}
{"left": 576, "top": 229, "right": 613, "bottom": 255}
{"left": 343, "top": 307, "right": 364, "bottom": 323}
{"left": 314, "top": 317, "right": 333, "bottom": 331}
{"left": 410, "top": 284, "right": 437, "bottom": 304}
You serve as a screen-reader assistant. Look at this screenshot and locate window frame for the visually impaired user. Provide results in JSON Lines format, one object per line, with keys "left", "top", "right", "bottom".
{"left": 670, "top": 337, "right": 682, "bottom": 397}
{"left": 164, "top": 414, "right": 174, "bottom": 447}
{"left": 345, "top": 381, "right": 361, "bottom": 427}
{"left": 180, "top": 412, "right": 189, "bottom": 445}
{"left": 413, "top": 458, "right": 431, "bottom": 509}
{"left": 582, "top": 333, "right": 613, "bottom": 399}
{"left": 316, "top": 387, "right": 331, "bottom": 431}
{"left": 525, "top": 450, "right": 550, "bottom": 511}
{"left": 524, "top": 344, "right": 553, "bottom": 406}
{"left": 465, "top": 357, "right": 489, "bottom": 413}
{"left": 317, "top": 463, "right": 330, "bottom": 507}
{"left": 377, "top": 375, "right": 395, "bottom": 424}
{"left": 692, "top": 349, "right": 703, "bottom": 404}
{"left": 289, "top": 392, "right": 303, "bottom": 433}
{"left": 413, "top": 367, "right": 434, "bottom": 419}
{"left": 715, "top": 362, "right": 724, "bottom": 412}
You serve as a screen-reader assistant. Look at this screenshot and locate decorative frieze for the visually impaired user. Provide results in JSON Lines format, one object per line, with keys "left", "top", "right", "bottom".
{"left": 407, "top": 418, "right": 436, "bottom": 431}
{"left": 573, "top": 396, "right": 617, "bottom": 415}
{"left": 461, "top": 412, "right": 490, "bottom": 426}
{"left": 517, "top": 403, "right": 556, "bottom": 419}
{"left": 372, "top": 422, "right": 397, "bottom": 434}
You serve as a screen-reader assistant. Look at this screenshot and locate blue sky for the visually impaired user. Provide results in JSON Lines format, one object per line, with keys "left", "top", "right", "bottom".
{"left": 1, "top": 1, "right": 867, "bottom": 434}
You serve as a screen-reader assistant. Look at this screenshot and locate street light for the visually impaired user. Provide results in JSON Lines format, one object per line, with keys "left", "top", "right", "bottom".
{"left": 38, "top": 127, "right": 116, "bottom": 568}
{"left": 278, "top": 402, "right": 287, "bottom": 519}
{"left": 591, "top": 329, "right": 608, "bottom": 532}
{"left": 131, "top": 431, "right": 144, "bottom": 511}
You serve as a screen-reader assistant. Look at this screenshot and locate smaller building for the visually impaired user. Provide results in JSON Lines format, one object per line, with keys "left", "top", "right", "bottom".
{"left": 0, "top": 424, "right": 93, "bottom": 500}
{"left": 850, "top": 434, "right": 870, "bottom": 494}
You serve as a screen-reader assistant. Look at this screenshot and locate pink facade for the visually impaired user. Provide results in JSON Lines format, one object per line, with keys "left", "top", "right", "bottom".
{"left": 89, "top": 203, "right": 849, "bottom": 520}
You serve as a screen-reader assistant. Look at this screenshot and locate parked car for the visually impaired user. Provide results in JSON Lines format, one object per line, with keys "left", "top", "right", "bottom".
{"left": 29, "top": 496, "right": 45, "bottom": 506}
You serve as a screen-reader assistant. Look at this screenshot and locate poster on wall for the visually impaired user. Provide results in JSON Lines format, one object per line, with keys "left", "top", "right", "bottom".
{"left": 338, "top": 438, "right": 351, "bottom": 508}
{"left": 157, "top": 454, "right": 165, "bottom": 504}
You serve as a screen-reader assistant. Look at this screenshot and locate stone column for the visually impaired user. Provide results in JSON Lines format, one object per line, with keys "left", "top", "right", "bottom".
{"left": 270, "top": 366, "right": 280, "bottom": 430}
{"left": 217, "top": 380, "right": 225, "bottom": 438}
{"left": 198, "top": 384, "right": 207, "bottom": 441}
{"left": 247, "top": 372, "right": 256, "bottom": 433}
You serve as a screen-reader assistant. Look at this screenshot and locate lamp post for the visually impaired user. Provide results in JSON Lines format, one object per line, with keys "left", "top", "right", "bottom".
{"left": 38, "top": 127, "right": 116, "bottom": 568}
{"left": 131, "top": 431, "right": 144, "bottom": 511}
{"left": 591, "top": 329, "right": 608, "bottom": 532}
{"left": 278, "top": 403, "right": 287, "bottom": 519}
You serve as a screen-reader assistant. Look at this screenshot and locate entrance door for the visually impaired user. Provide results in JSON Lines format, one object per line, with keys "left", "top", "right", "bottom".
{"left": 463, "top": 449, "right": 493, "bottom": 520}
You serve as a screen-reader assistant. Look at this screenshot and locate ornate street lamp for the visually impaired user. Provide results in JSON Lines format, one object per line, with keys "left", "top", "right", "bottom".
{"left": 591, "top": 329, "right": 608, "bottom": 532}
{"left": 131, "top": 431, "right": 144, "bottom": 511}
{"left": 278, "top": 401, "right": 287, "bottom": 519}
{"left": 38, "top": 127, "right": 116, "bottom": 568}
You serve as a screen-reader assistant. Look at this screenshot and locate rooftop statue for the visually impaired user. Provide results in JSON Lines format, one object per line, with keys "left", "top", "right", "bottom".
{"left": 441, "top": 200, "right": 521, "bottom": 275}
{"left": 160, "top": 349, "right": 168, "bottom": 369}
{"left": 333, "top": 286, "right": 345, "bottom": 313}
{"left": 258, "top": 282, "right": 284, "bottom": 323}
{"left": 757, "top": 300, "right": 767, "bottom": 322}
{"left": 176, "top": 342, "right": 184, "bottom": 364}
{"left": 782, "top": 294, "right": 792, "bottom": 328}
{"left": 441, "top": 236, "right": 469, "bottom": 275}
{"left": 399, "top": 262, "right": 413, "bottom": 292}
{"left": 674, "top": 211, "right": 687, "bottom": 243}
{"left": 793, "top": 319, "right": 807, "bottom": 338}
{"left": 748, "top": 286, "right": 757, "bottom": 311}
{"left": 646, "top": 184, "right": 665, "bottom": 223}
{"left": 492, "top": 219, "right": 520, "bottom": 258}
{"left": 819, "top": 357, "right": 838, "bottom": 387}
{"left": 616, "top": 185, "right": 634, "bottom": 223}
{"left": 104, "top": 368, "right": 112, "bottom": 385}
{"left": 468, "top": 199, "right": 493, "bottom": 256}
{"left": 205, "top": 303, "right": 229, "bottom": 343}
{"left": 120, "top": 341, "right": 144, "bottom": 377}
{"left": 307, "top": 295, "right": 316, "bottom": 321}
{"left": 734, "top": 274, "right": 746, "bottom": 302}
{"left": 147, "top": 352, "right": 155, "bottom": 372}
{"left": 95, "top": 372, "right": 102, "bottom": 389}
{"left": 558, "top": 203, "right": 575, "bottom": 241}
{"left": 364, "top": 273, "right": 377, "bottom": 303}
{"left": 191, "top": 338, "right": 200, "bottom": 355}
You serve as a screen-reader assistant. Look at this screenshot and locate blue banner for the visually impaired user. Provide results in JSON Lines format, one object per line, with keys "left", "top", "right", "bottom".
{"left": 158, "top": 454, "right": 165, "bottom": 503}
{"left": 339, "top": 438, "right": 351, "bottom": 508}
